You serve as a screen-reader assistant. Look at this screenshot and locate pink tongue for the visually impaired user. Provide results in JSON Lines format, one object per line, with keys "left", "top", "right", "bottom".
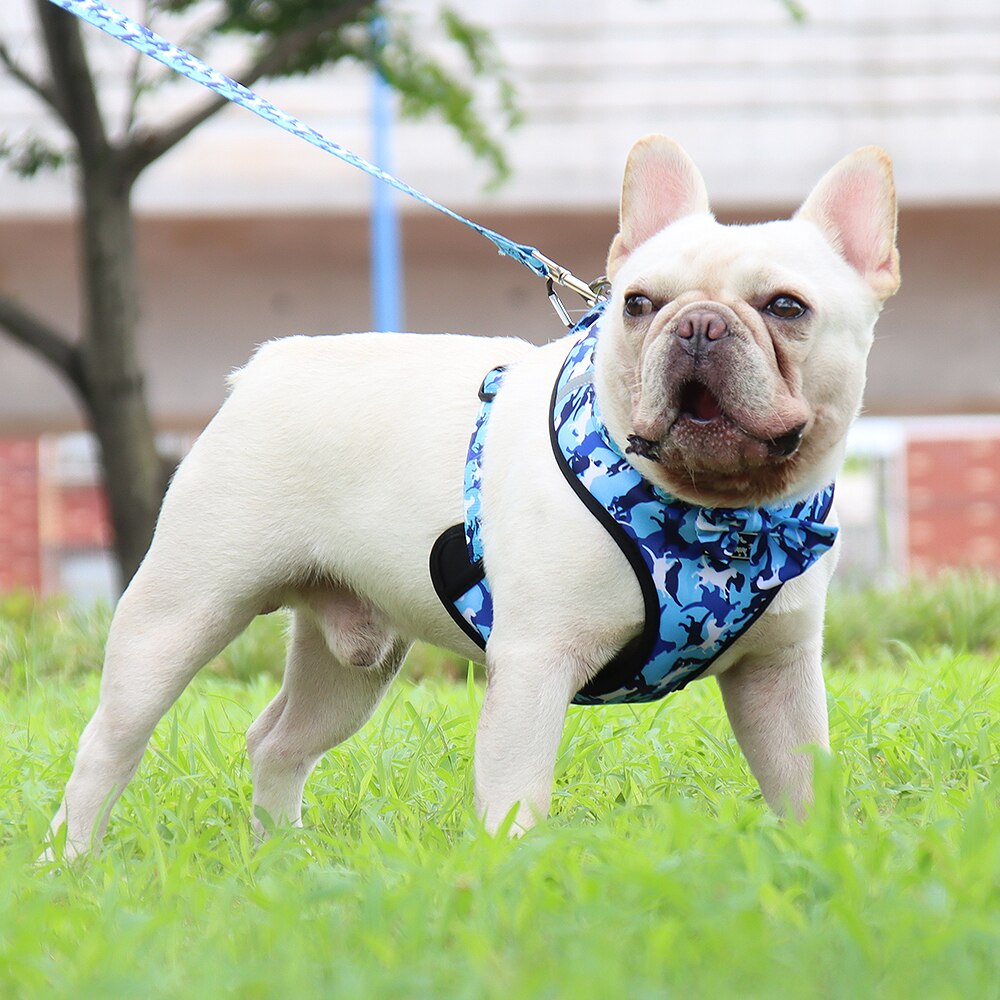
{"left": 684, "top": 383, "right": 723, "bottom": 421}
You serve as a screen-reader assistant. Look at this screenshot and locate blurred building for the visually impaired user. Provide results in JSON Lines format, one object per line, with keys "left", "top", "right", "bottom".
{"left": 0, "top": 0, "right": 998, "bottom": 598}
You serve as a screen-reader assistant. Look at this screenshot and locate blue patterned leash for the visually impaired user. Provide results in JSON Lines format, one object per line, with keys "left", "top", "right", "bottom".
{"left": 46, "top": 0, "right": 600, "bottom": 319}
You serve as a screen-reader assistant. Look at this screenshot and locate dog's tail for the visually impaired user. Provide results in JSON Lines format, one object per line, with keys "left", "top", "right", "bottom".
{"left": 225, "top": 337, "right": 304, "bottom": 393}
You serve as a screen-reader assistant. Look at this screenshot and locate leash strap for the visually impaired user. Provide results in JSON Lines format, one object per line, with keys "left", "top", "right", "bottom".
{"left": 47, "top": 0, "right": 599, "bottom": 310}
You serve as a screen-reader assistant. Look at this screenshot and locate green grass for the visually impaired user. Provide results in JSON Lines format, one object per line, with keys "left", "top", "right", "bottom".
{"left": 1, "top": 581, "right": 999, "bottom": 999}
{"left": 824, "top": 571, "right": 1000, "bottom": 670}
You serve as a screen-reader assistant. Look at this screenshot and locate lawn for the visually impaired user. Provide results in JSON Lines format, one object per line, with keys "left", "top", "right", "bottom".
{"left": 1, "top": 577, "right": 999, "bottom": 999}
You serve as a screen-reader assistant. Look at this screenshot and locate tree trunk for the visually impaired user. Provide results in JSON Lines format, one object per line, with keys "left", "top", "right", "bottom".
{"left": 76, "top": 159, "right": 165, "bottom": 589}
{"left": 26, "top": 0, "right": 166, "bottom": 590}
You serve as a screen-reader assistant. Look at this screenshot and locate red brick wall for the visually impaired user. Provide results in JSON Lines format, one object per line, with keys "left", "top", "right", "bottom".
{"left": 0, "top": 437, "right": 41, "bottom": 591}
{"left": 907, "top": 437, "right": 1000, "bottom": 575}
{"left": 1, "top": 436, "right": 112, "bottom": 594}
{"left": 47, "top": 484, "right": 112, "bottom": 550}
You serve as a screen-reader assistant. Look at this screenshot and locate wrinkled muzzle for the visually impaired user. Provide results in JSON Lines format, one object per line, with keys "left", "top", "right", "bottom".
{"left": 627, "top": 302, "right": 813, "bottom": 504}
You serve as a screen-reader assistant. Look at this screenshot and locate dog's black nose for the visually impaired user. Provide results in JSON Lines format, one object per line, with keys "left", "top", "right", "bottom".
{"left": 766, "top": 424, "right": 806, "bottom": 458}
{"left": 676, "top": 310, "right": 729, "bottom": 353}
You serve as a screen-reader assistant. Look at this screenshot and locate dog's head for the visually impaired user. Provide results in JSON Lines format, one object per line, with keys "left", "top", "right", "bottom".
{"left": 593, "top": 135, "right": 900, "bottom": 508}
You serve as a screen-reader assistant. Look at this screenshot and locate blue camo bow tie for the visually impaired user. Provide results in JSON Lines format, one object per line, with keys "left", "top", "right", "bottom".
{"left": 692, "top": 504, "right": 838, "bottom": 563}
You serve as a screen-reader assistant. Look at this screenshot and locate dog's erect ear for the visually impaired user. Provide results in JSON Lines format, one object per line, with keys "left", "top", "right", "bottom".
{"left": 607, "top": 135, "right": 711, "bottom": 280}
{"left": 796, "top": 147, "right": 901, "bottom": 301}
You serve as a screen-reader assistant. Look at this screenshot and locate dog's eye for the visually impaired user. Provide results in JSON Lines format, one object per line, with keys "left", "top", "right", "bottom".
{"left": 764, "top": 295, "right": 808, "bottom": 320}
{"left": 624, "top": 294, "right": 654, "bottom": 318}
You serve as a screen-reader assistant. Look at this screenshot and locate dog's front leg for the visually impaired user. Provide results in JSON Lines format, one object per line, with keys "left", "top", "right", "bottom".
{"left": 716, "top": 641, "right": 829, "bottom": 819}
{"left": 474, "top": 642, "right": 580, "bottom": 835}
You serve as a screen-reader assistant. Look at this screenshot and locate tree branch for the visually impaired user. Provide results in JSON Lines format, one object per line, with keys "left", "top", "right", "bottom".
{"left": 0, "top": 295, "right": 87, "bottom": 399}
{"left": 33, "top": 0, "right": 108, "bottom": 166}
{"left": 0, "top": 39, "right": 69, "bottom": 126}
{"left": 123, "top": 0, "right": 372, "bottom": 178}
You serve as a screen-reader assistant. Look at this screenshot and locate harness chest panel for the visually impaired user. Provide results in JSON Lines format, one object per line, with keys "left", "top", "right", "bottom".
{"left": 430, "top": 306, "right": 838, "bottom": 706}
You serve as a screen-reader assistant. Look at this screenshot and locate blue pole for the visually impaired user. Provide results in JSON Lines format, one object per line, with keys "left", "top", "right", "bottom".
{"left": 370, "top": 19, "right": 403, "bottom": 332}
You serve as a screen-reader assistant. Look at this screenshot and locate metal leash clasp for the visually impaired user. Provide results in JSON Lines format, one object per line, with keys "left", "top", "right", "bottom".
{"left": 532, "top": 251, "right": 611, "bottom": 328}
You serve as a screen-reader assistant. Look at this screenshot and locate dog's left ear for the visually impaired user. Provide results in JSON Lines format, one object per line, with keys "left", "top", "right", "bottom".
{"left": 796, "top": 147, "right": 901, "bottom": 301}
{"left": 607, "top": 135, "right": 711, "bottom": 280}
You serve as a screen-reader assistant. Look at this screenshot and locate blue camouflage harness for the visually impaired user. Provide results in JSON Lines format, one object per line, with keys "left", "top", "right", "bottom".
{"left": 429, "top": 305, "right": 839, "bottom": 705}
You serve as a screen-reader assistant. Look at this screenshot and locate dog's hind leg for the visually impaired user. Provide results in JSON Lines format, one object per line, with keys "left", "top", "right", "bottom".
{"left": 247, "top": 591, "right": 409, "bottom": 837}
{"left": 44, "top": 551, "right": 262, "bottom": 859}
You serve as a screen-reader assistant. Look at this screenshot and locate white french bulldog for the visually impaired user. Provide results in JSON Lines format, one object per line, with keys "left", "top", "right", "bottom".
{"left": 46, "top": 136, "right": 899, "bottom": 858}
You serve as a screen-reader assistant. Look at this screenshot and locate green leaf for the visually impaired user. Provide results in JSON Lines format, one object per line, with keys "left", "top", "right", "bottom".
{"left": 0, "top": 134, "right": 71, "bottom": 178}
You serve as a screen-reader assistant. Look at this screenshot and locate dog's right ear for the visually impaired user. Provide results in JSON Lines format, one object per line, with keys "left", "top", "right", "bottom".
{"left": 607, "top": 135, "right": 711, "bottom": 280}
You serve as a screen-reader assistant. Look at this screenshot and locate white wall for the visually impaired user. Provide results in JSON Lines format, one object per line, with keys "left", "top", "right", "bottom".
{"left": 2, "top": 0, "right": 999, "bottom": 218}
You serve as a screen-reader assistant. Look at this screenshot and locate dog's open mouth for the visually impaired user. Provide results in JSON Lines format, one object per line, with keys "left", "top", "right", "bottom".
{"left": 625, "top": 379, "right": 809, "bottom": 484}
{"left": 674, "top": 380, "right": 805, "bottom": 458}
{"left": 678, "top": 380, "right": 724, "bottom": 423}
